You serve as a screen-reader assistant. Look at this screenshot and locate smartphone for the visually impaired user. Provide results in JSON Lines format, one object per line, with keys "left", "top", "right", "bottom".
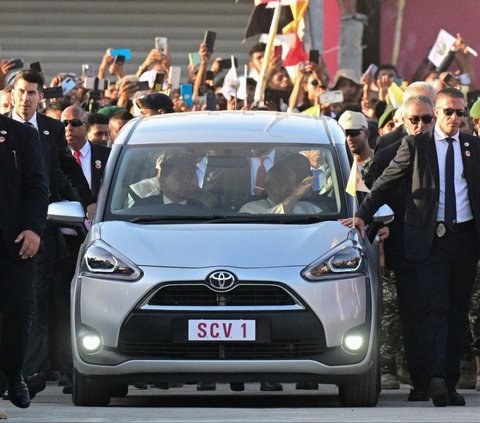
{"left": 84, "top": 77, "right": 109, "bottom": 90}
{"left": 154, "top": 72, "right": 165, "bottom": 91}
{"left": 219, "top": 58, "right": 238, "bottom": 70}
{"left": 364, "top": 63, "right": 378, "bottom": 76}
{"left": 9, "top": 58, "right": 24, "bottom": 70}
{"left": 61, "top": 78, "right": 76, "bottom": 95}
{"left": 189, "top": 52, "right": 201, "bottom": 68}
{"left": 459, "top": 73, "right": 471, "bottom": 85}
{"left": 206, "top": 91, "right": 216, "bottom": 111}
{"left": 442, "top": 72, "right": 457, "bottom": 87}
{"left": 180, "top": 84, "right": 193, "bottom": 107}
{"left": 114, "top": 55, "right": 125, "bottom": 66}
{"left": 273, "top": 45, "right": 282, "bottom": 60}
{"left": 309, "top": 50, "right": 319, "bottom": 64}
{"left": 109, "top": 49, "right": 131, "bottom": 61}
{"left": 169, "top": 66, "right": 181, "bottom": 90}
{"left": 43, "top": 86, "right": 63, "bottom": 99}
{"left": 155, "top": 37, "right": 168, "bottom": 53}
{"left": 320, "top": 90, "right": 344, "bottom": 104}
{"left": 205, "top": 70, "right": 215, "bottom": 82}
{"left": 203, "top": 30, "right": 216, "bottom": 53}
{"left": 30, "top": 62, "right": 42, "bottom": 73}
{"left": 133, "top": 80, "right": 150, "bottom": 92}
{"left": 82, "top": 64, "right": 94, "bottom": 78}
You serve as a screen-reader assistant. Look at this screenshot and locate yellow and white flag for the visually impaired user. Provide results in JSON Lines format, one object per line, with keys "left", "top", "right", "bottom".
{"left": 345, "top": 157, "right": 370, "bottom": 197}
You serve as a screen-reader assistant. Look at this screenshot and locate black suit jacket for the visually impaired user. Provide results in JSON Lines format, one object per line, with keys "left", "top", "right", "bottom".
{"left": 374, "top": 124, "right": 406, "bottom": 153}
{"left": 0, "top": 115, "right": 49, "bottom": 258}
{"left": 34, "top": 113, "right": 93, "bottom": 207}
{"left": 90, "top": 142, "right": 110, "bottom": 200}
{"left": 357, "top": 130, "right": 480, "bottom": 261}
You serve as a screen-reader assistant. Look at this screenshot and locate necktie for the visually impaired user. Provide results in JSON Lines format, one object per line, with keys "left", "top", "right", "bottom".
{"left": 444, "top": 137, "right": 456, "bottom": 228}
{"left": 254, "top": 156, "right": 267, "bottom": 196}
{"left": 73, "top": 150, "right": 82, "bottom": 167}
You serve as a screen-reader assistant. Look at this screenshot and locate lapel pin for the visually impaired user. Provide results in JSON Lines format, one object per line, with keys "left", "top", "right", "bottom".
{"left": 0, "top": 130, "right": 6, "bottom": 134}
{"left": 464, "top": 142, "right": 469, "bottom": 147}
{"left": 0, "top": 136, "right": 5, "bottom": 143}
{"left": 95, "top": 160, "right": 102, "bottom": 169}
{"left": 43, "top": 130, "right": 49, "bottom": 135}
{"left": 465, "top": 151, "right": 471, "bottom": 157}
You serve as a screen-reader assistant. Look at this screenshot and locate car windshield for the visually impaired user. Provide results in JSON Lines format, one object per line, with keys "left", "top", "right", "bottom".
{"left": 106, "top": 143, "right": 346, "bottom": 223}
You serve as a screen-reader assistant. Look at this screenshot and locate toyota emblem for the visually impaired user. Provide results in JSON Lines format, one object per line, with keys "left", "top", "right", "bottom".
{"left": 207, "top": 270, "right": 237, "bottom": 292}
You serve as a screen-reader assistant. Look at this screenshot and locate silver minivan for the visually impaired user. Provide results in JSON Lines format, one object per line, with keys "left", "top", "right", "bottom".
{"left": 49, "top": 111, "right": 384, "bottom": 407}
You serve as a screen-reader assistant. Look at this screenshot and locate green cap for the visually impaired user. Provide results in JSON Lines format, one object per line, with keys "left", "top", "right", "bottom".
{"left": 470, "top": 98, "right": 480, "bottom": 119}
{"left": 378, "top": 106, "right": 397, "bottom": 129}
{"left": 97, "top": 105, "right": 123, "bottom": 119}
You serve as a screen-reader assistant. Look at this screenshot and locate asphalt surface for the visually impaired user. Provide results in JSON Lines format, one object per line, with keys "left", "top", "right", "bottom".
{"left": 2, "top": 382, "right": 480, "bottom": 422}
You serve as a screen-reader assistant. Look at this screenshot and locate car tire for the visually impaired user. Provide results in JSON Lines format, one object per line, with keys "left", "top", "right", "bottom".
{"left": 110, "top": 384, "right": 129, "bottom": 398}
{"left": 338, "top": 344, "right": 380, "bottom": 407}
{"left": 72, "top": 369, "right": 111, "bottom": 406}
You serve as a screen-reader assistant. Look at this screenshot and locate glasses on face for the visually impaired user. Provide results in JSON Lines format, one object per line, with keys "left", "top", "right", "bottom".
{"left": 62, "top": 119, "right": 85, "bottom": 127}
{"left": 309, "top": 79, "right": 327, "bottom": 89}
{"left": 407, "top": 114, "right": 434, "bottom": 125}
{"left": 345, "top": 129, "right": 364, "bottom": 138}
{"left": 440, "top": 108, "right": 466, "bottom": 117}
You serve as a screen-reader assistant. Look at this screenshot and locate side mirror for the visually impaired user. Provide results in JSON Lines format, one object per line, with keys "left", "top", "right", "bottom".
{"left": 48, "top": 201, "right": 85, "bottom": 224}
{"left": 373, "top": 204, "right": 394, "bottom": 224}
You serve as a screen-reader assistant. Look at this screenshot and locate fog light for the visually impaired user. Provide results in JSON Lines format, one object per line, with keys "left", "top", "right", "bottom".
{"left": 344, "top": 334, "right": 364, "bottom": 352}
{"left": 81, "top": 333, "right": 102, "bottom": 352}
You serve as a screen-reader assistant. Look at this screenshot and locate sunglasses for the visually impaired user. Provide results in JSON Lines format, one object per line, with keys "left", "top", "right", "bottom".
{"left": 440, "top": 108, "right": 466, "bottom": 117}
{"left": 62, "top": 119, "right": 85, "bottom": 127}
{"left": 407, "top": 114, "right": 433, "bottom": 125}
{"left": 309, "top": 79, "right": 327, "bottom": 89}
{"left": 345, "top": 129, "right": 364, "bottom": 138}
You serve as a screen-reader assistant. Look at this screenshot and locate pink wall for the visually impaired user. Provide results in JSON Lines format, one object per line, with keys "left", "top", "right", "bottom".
{"left": 323, "top": 0, "right": 340, "bottom": 79}
{"left": 380, "top": 0, "right": 480, "bottom": 84}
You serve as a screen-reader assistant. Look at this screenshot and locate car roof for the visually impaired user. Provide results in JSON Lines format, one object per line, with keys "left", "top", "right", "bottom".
{"left": 117, "top": 111, "right": 346, "bottom": 146}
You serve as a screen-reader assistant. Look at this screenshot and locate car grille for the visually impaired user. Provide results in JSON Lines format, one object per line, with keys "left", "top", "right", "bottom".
{"left": 118, "top": 339, "right": 326, "bottom": 359}
{"left": 147, "top": 284, "right": 297, "bottom": 307}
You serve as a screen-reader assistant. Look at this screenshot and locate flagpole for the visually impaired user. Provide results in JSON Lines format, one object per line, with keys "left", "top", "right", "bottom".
{"left": 244, "top": 64, "right": 249, "bottom": 108}
{"left": 254, "top": 1, "right": 282, "bottom": 104}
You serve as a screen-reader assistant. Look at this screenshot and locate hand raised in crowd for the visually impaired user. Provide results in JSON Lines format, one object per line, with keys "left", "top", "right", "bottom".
{"left": 98, "top": 48, "right": 115, "bottom": 80}
{"left": 116, "top": 78, "right": 137, "bottom": 109}
{"left": 376, "top": 73, "right": 391, "bottom": 102}
{"left": 0, "top": 59, "right": 19, "bottom": 78}
{"left": 198, "top": 42, "right": 212, "bottom": 64}
{"left": 15, "top": 230, "right": 41, "bottom": 260}
{"left": 360, "top": 73, "right": 375, "bottom": 119}
{"left": 210, "top": 57, "right": 223, "bottom": 76}
{"left": 137, "top": 48, "right": 170, "bottom": 77}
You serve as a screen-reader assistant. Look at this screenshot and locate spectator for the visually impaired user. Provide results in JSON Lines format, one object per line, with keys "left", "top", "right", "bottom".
{"left": 87, "top": 113, "right": 109, "bottom": 146}
{"left": 108, "top": 109, "right": 134, "bottom": 145}
{"left": 0, "top": 85, "right": 13, "bottom": 114}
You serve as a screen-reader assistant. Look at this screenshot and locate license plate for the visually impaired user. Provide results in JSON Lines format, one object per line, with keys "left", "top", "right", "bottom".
{"left": 188, "top": 319, "right": 256, "bottom": 341}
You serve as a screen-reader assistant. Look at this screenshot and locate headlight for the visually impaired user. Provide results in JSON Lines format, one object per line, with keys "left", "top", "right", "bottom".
{"left": 302, "top": 238, "right": 364, "bottom": 281}
{"left": 80, "top": 240, "right": 142, "bottom": 281}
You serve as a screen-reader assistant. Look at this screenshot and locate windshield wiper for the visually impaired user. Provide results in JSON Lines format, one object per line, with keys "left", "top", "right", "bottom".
{"left": 128, "top": 215, "right": 325, "bottom": 224}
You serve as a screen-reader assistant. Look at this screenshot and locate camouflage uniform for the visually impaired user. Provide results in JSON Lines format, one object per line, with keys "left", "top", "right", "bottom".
{"left": 469, "top": 265, "right": 480, "bottom": 356}
{"left": 380, "top": 269, "right": 403, "bottom": 375}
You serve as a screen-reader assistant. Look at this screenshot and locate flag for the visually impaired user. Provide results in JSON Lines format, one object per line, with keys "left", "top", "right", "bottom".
{"left": 346, "top": 158, "right": 370, "bottom": 197}
{"left": 245, "top": 1, "right": 309, "bottom": 67}
{"left": 245, "top": 2, "right": 293, "bottom": 39}
{"left": 221, "top": 57, "right": 239, "bottom": 100}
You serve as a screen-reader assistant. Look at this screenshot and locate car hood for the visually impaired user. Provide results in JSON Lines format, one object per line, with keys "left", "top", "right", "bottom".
{"left": 96, "top": 221, "right": 350, "bottom": 268}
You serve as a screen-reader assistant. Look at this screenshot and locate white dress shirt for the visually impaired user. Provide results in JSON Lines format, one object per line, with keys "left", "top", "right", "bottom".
{"left": 12, "top": 110, "right": 39, "bottom": 130}
{"left": 434, "top": 126, "right": 473, "bottom": 223}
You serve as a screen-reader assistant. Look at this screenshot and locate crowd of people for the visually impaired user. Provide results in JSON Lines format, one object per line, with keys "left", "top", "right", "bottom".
{"left": 1, "top": 28, "right": 480, "bottom": 417}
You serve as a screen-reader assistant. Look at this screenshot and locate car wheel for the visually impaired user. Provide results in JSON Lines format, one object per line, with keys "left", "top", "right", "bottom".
{"left": 110, "top": 384, "right": 129, "bottom": 397}
{"left": 338, "top": 343, "right": 380, "bottom": 407}
{"left": 72, "top": 368, "right": 111, "bottom": 406}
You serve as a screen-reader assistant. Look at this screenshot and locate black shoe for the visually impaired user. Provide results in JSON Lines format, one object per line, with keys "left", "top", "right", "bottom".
{"left": 260, "top": 382, "right": 283, "bottom": 392}
{"left": 196, "top": 382, "right": 216, "bottom": 391}
{"left": 46, "top": 370, "right": 60, "bottom": 382}
{"left": 58, "top": 373, "right": 70, "bottom": 387}
{"left": 8, "top": 378, "right": 30, "bottom": 409}
{"left": 407, "top": 388, "right": 429, "bottom": 401}
{"left": 428, "top": 378, "right": 449, "bottom": 407}
{"left": 230, "top": 382, "right": 245, "bottom": 392}
{"left": 448, "top": 390, "right": 466, "bottom": 406}
{"left": 295, "top": 382, "right": 318, "bottom": 390}
{"left": 25, "top": 373, "right": 46, "bottom": 398}
{"left": 62, "top": 384, "right": 73, "bottom": 395}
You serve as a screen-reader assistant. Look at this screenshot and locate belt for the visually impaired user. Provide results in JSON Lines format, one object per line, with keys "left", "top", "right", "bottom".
{"left": 436, "top": 220, "right": 474, "bottom": 237}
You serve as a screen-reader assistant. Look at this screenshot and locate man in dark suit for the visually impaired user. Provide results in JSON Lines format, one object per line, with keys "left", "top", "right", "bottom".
{"left": 10, "top": 70, "right": 94, "bottom": 395}
{"left": 53, "top": 105, "right": 110, "bottom": 393}
{"left": 0, "top": 114, "right": 49, "bottom": 409}
{"left": 354, "top": 88, "right": 480, "bottom": 407}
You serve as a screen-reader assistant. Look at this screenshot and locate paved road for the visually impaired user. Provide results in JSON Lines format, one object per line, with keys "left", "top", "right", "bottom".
{"left": 3, "top": 383, "right": 480, "bottom": 422}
